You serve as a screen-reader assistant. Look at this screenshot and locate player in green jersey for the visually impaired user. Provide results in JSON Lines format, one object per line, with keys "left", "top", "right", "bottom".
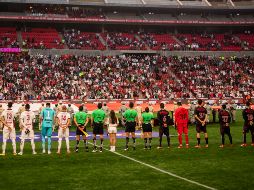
{"left": 74, "top": 106, "right": 89, "bottom": 152}
{"left": 141, "top": 107, "right": 154, "bottom": 150}
{"left": 91, "top": 103, "right": 106, "bottom": 152}
{"left": 123, "top": 102, "right": 139, "bottom": 151}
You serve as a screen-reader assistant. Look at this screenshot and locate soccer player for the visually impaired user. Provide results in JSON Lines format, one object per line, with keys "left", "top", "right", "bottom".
{"left": 40, "top": 103, "right": 55, "bottom": 154}
{"left": 141, "top": 107, "right": 154, "bottom": 150}
{"left": 19, "top": 104, "right": 36, "bottom": 155}
{"left": 124, "top": 102, "right": 138, "bottom": 150}
{"left": 194, "top": 99, "right": 208, "bottom": 148}
{"left": 67, "top": 104, "right": 74, "bottom": 128}
{"left": 91, "top": 103, "right": 106, "bottom": 152}
{"left": 108, "top": 110, "right": 118, "bottom": 152}
{"left": 0, "top": 104, "right": 4, "bottom": 131}
{"left": 157, "top": 103, "right": 171, "bottom": 149}
{"left": 119, "top": 102, "right": 127, "bottom": 127}
{"left": 241, "top": 101, "right": 254, "bottom": 147}
{"left": 57, "top": 105, "right": 71, "bottom": 154}
{"left": 74, "top": 105, "right": 89, "bottom": 152}
{"left": 174, "top": 102, "right": 189, "bottom": 148}
{"left": 1, "top": 102, "right": 16, "bottom": 155}
{"left": 218, "top": 104, "right": 232, "bottom": 148}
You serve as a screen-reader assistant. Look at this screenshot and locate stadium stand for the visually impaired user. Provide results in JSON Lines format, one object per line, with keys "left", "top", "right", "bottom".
{"left": 0, "top": 27, "right": 19, "bottom": 48}
{"left": 63, "top": 29, "right": 105, "bottom": 50}
{"left": 180, "top": 0, "right": 208, "bottom": 6}
{"left": 106, "top": 0, "right": 143, "bottom": 4}
{"left": 21, "top": 28, "right": 64, "bottom": 49}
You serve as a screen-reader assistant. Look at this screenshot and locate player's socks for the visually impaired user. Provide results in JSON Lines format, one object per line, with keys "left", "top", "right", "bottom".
{"left": 31, "top": 139, "right": 36, "bottom": 153}
{"left": 205, "top": 138, "right": 208, "bottom": 145}
{"left": 243, "top": 133, "right": 247, "bottom": 144}
{"left": 20, "top": 140, "right": 25, "bottom": 154}
{"left": 100, "top": 139, "right": 104, "bottom": 151}
{"left": 42, "top": 135, "right": 46, "bottom": 151}
{"left": 66, "top": 138, "right": 70, "bottom": 152}
{"left": 221, "top": 135, "right": 225, "bottom": 145}
{"left": 125, "top": 137, "right": 129, "bottom": 149}
{"left": 48, "top": 137, "right": 52, "bottom": 152}
{"left": 229, "top": 134, "right": 233, "bottom": 144}
{"left": 12, "top": 139, "right": 16, "bottom": 154}
{"left": 166, "top": 136, "right": 170, "bottom": 147}
{"left": 84, "top": 140, "right": 88, "bottom": 151}
{"left": 185, "top": 135, "right": 189, "bottom": 145}
{"left": 149, "top": 138, "right": 152, "bottom": 149}
{"left": 75, "top": 140, "right": 80, "bottom": 152}
{"left": 159, "top": 136, "right": 162, "bottom": 147}
{"left": 178, "top": 135, "right": 182, "bottom": 145}
{"left": 58, "top": 139, "right": 62, "bottom": 152}
{"left": 93, "top": 138, "right": 97, "bottom": 150}
{"left": 197, "top": 138, "right": 201, "bottom": 145}
{"left": 132, "top": 138, "right": 136, "bottom": 150}
{"left": 144, "top": 138, "right": 147, "bottom": 148}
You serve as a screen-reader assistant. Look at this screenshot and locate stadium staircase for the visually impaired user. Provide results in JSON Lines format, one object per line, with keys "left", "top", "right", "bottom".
{"left": 17, "top": 31, "right": 23, "bottom": 46}
{"left": 172, "top": 35, "right": 184, "bottom": 46}
{"left": 135, "top": 34, "right": 150, "bottom": 50}
{"left": 96, "top": 33, "right": 107, "bottom": 49}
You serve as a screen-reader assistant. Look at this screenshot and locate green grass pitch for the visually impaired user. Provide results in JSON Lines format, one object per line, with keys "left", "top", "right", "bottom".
{"left": 1, "top": 110, "right": 254, "bottom": 190}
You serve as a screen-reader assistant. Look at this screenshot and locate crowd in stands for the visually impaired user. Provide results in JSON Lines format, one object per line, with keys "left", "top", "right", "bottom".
{"left": 63, "top": 29, "right": 105, "bottom": 50}
{"left": 0, "top": 53, "right": 253, "bottom": 101}
{"left": 0, "top": 27, "right": 19, "bottom": 48}
{"left": 170, "top": 55, "right": 254, "bottom": 98}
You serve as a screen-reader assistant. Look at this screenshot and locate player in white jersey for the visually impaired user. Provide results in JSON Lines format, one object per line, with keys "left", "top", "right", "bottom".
{"left": 57, "top": 105, "right": 71, "bottom": 154}
{"left": 18, "top": 104, "right": 36, "bottom": 155}
{"left": 0, "top": 102, "right": 16, "bottom": 155}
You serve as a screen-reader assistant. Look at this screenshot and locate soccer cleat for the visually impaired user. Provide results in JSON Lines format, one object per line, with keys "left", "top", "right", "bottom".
{"left": 205, "top": 144, "right": 209, "bottom": 148}
{"left": 99, "top": 150, "right": 102, "bottom": 153}
{"left": 241, "top": 143, "right": 247, "bottom": 147}
{"left": 124, "top": 148, "right": 129, "bottom": 151}
{"left": 67, "top": 150, "right": 71, "bottom": 154}
{"left": 92, "top": 149, "right": 97, "bottom": 153}
{"left": 48, "top": 151, "right": 51, "bottom": 155}
{"left": 219, "top": 144, "right": 224, "bottom": 148}
{"left": 75, "top": 149, "right": 79, "bottom": 153}
{"left": 195, "top": 145, "right": 201, "bottom": 148}
{"left": 178, "top": 145, "right": 183, "bottom": 149}
{"left": 143, "top": 147, "right": 148, "bottom": 150}
{"left": 157, "top": 146, "right": 162, "bottom": 149}
{"left": 167, "top": 146, "right": 171, "bottom": 149}
{"left": 186, "top": 144, "right": 189, "bottom": 149}
{"left": 13, "top": 152, "right": 17, "bottom": 156}
{"left": 33, "top": 151, "right": 37, "bottom": 155}
{"left": 42, "top": 149, "right": 46, "bottom": 154}
{"left": 18, "top": 152, "right": 23, "bottom": 155}
{"left": 85, "top": 147, "right": 89, "bottom": 152}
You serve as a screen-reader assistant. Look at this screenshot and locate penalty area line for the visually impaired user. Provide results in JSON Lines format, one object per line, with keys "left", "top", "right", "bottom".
{"left": 89, "top": 143, "right": 217, "bottom": 190}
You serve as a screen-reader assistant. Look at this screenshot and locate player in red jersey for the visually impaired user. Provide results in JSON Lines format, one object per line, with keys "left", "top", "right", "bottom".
{"left": 194, "top": 99, "right": 208, "bottom": 148}
{"left": 174, "top": 102, "right": 189, "bottom": 148}
{"left": 218, "top": 104, "right": 232, "bottom": 148}
{"left": 241, "top": 101, "right": 254, "bottom": 147}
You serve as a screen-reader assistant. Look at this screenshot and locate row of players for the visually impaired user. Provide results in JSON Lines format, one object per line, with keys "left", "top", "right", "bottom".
{"left": 0, "top": 100, "right": 253, "bottom": 155}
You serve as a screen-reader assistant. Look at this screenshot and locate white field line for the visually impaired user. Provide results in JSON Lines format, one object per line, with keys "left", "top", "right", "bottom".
{"left": 88, "top": 142, "right": 218, "bottom": 190}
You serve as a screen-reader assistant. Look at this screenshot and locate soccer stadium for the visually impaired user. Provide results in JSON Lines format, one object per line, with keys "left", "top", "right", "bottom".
{"left": 0, "top": 0, "right": 254, "bottom": 189}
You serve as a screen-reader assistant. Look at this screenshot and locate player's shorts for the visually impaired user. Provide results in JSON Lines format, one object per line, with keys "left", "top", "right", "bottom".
{"left": 3, "top": 128, "right": 16, "bottom": 141}
{"left": 58, "top": 127, "right": 69, "bottom": 139}
{"left": 177, "top": 124, "right": 188, "bottom": 135}
{"left": 125, "top": 121, "right": 136, "bottom": 133}
{"left": 41, "top": 127, "right": 53, "bottom": 137}
{"left": 76, "top": 124, "right": 86, "bottom": 136}
{"left": 142, "top": 123, "right": 152, "bottom": 133}
{"left": 21, "top": 129, "right": 34, "bottom": 140}
{"left": 108, "top": 124, "right": 117, "bottom": 134}
{"left": 93, "top": 122, "right": 104, "bottom": 135}
{"left": 196, "top": 124, "right": 207, "bottom": 133}
{"left": 159, "top": 126, "right": 169, "bottom": 136}
{"left": 243, "top": 125, "right": 254, "bottom": 133}
{"left": 220, "top": 127, "right": 231, "bottom": 135}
